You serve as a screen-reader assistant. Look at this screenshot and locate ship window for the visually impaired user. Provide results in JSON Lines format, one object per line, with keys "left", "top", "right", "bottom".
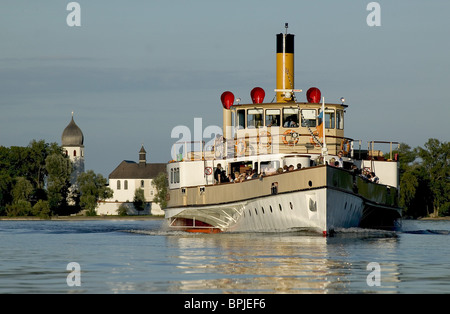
{"left": 301, "top": 109, "right": 317, "bottom": 127}
{"left": 265, "top": 109, "right": 280, "bottom": 127}
{"left": 337, "top": 110, "right": 344, "bottom": 129}
{"left": 247, "top": 108, "right": 263, "bottom": 129}
{"left": 279, "top": 204, "right": 283, "bottom": 211}
{"left": 269, "top": 205, "right": 273, "bottom": 213}
{"left": 117, "top": 180, "right": 121, "bottom": 190}
{"left": 282, "top": 108, "right": 299, "bottom": 128}
{"left": 261, "top": 206, "right": 265, "bottom": 214}
{"left": 318, "top": 109, "right": 335, "bottom": 129}
{"left": 325, "top": 110, "right": 335, "bottom": 129}
{"left": 175, "top": 168, "right": 180, "bottom": 183}
{"left": 237, "top": 109, "right": 245, "bottom": 129}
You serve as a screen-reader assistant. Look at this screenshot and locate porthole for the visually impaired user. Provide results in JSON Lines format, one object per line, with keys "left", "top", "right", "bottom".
{"left": 308, "top": 180, "right": 312, "bottom": 187}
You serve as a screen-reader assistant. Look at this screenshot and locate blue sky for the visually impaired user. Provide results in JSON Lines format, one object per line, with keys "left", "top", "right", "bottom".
{"left": 1, "top": 0, "right": 449, "bottom": 177}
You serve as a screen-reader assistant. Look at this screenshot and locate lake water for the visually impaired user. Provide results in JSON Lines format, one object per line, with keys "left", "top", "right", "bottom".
{"left": 0, "top": 218, "right": 449, "bottom": 294}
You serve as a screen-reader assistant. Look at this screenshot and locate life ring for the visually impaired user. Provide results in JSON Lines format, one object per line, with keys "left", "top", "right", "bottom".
{"left": 235, "top": 138, "right": 246, "bottom": 156}
{"left": 340, "top": 139, "right": 351, "bottom": 156}
{"left": 309, "top": 131, "right": 321, "bottom": 147}
{"left": 282, "top": 130, "right": 299, "bottom": 146}
{"left": 204, "top": 167, "right": 212, "bottom": 175}
{"left": 258, "top": 131, "right": 272, "bottom": 150}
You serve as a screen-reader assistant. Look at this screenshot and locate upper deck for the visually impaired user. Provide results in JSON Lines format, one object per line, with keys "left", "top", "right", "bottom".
{"left": 227, "top": 100, "right": 348, "bottom": 158}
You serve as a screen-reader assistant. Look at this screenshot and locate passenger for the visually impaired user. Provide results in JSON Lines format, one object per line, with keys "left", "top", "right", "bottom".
{"left": 214, "top": 163, "right": 223, "bottom": 183}
{"left": 361, "top": 168, "right": 370, "bottom": 181}
{"left": 283, "top": 165, "right": 288, "bottom": 172}
{"left": 351, "top": 164, "right": 361, "bottom": 175}
{"left": 337, "top": 151, "right": 344, "bottom": 168}
{"left": 370, "top": 172, "right": 379, "bottom": 183}
{"left": 227, "top": 173, "right": 234, "bottom": 183}
{"left": 277, "top": 167, "right": 283, "bottom": 174}
{"left": 251, "top": 169, "right": 258, "bottom": 179}
{"left": 288, "top": 165, "right": 294, "bottom": 171}
{"left": 329, "top": 158, "right": 336, "bottom": 166}
{"left": 234, "top": 172, "right": 240, "bottom": 183}
{"left": 297, "top": 163, "right": 302, "bottom": 170}
{"left": 221, "top": 170, "right": 229, "bottom": 183}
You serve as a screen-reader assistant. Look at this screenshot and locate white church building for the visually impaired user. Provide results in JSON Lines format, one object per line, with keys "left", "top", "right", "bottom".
{"left": 96, "top": 145, "right": 166, "bottom": 216}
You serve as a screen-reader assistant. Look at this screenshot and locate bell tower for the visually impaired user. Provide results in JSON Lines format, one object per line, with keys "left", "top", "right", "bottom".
{"left": 61, "top": 112, "right": 85, "bottom": 201}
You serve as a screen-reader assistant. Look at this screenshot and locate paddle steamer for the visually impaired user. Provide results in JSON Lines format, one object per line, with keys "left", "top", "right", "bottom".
{"left": 164, "top": 25, "right": 401, "bottom": 235}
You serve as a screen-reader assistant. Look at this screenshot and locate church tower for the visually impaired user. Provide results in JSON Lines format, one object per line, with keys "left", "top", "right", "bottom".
{"left": 61, "top": 112, "right": 85, "bottom": 189}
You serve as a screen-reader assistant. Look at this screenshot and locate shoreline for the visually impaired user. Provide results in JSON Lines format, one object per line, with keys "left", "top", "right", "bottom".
{"left": 1, "top": 215, "right": 448, "bottom": 222}
{"left": 0, "top": 215, "right": 164, "bottom": 221}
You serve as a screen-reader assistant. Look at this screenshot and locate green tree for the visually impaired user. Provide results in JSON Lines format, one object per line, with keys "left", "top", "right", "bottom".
{"left": 11, "top": 177, "right": 33, "bottom": 203}
{"left": 45, "top": 153, "right": 73, "bottom": 213}
{"left": 32, "top": 200, "right": 51, "bottom": 219}
{"left": 416, "top": 139, "right": 450, "bottom": 217}
{"left": 117, "top": 203, "right": 129, "bottom": 216}
{"left": 5, "top": 177, "right": 34, "bottom": 216}
{"left": 151, "top": 172, "right": 168, "bottom": 209}
{"left": 133, "top": 188, "right": 146, "bottom": 215}
{"left": 77, "top": 170, "right": 113, "bottom": 216}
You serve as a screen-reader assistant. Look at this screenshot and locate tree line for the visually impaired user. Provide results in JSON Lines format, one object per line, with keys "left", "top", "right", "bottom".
{"left": 0, "top": 140, "right": 112, "bottom": 218}
{"left": 1, "top": 138, "right": 448, "bottom": 219}
{"left": 396, "top": 138, "right": 449, "bottom": 218}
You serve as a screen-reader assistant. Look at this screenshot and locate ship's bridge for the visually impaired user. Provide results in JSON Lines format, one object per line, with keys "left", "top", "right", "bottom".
{"left": 227, "top": 100, "right": 350, "bottom": 158}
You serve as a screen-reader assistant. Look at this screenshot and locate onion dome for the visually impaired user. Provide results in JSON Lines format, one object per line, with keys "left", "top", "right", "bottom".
{"left": 62, "top": 113, "right": 84, "bottom": 147}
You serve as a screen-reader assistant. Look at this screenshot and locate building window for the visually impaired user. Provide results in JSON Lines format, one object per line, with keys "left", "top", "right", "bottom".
{"left": 65, "top": 150, "right": 68, "bottom": 156}
{"left": 141, "top": 180, "right": 144, "bottom": 188}
{"left": 117, "top": 180, "right": 121, "bottom": 190}
{"left": 73, "top": 150, "right": 77, "bottom": 157}
{"left": 124, "top": 180, "right": 128, "bottom": 190}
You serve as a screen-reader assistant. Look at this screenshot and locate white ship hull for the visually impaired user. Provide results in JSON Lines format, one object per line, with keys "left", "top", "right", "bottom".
{"left": 165, "top": 168, "right": 400, "bottom": 235}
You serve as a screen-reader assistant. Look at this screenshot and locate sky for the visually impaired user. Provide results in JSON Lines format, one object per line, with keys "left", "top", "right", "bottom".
{"left": 1, "top": 0, "right": 449, "bottom": 177}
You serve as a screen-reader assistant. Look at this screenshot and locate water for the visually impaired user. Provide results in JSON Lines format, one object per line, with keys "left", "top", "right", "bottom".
{"left": 0, "top": 218, "right": 449, "bottom": 294}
